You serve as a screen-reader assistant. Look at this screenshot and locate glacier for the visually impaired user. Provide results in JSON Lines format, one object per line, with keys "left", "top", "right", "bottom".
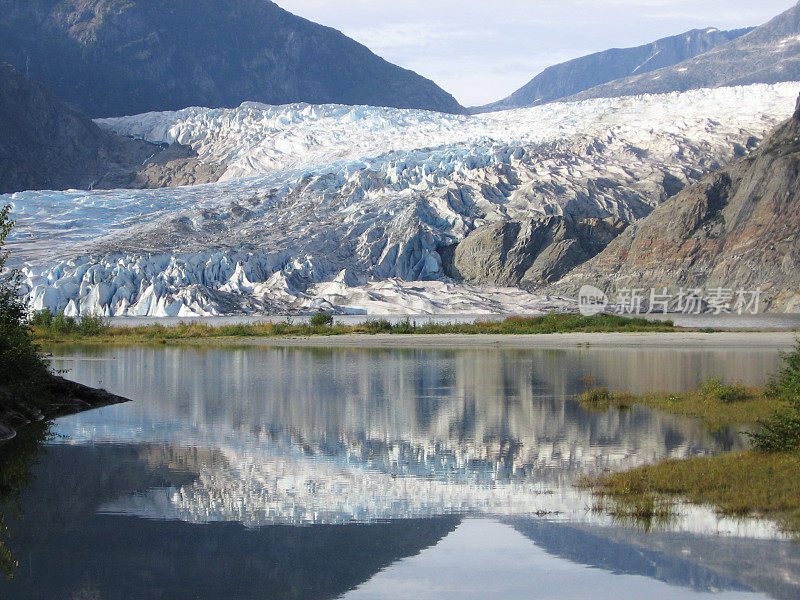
{"left": 7, "top": 83, "right": 800, "bottom": 316}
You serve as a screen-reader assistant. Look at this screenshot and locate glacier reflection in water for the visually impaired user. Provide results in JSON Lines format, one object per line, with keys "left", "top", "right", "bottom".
{"left": 1, "top": 344, "right": 797, "bottom": 600}
{"left": 42, "top": 344, "right": 780, "bottom": 527}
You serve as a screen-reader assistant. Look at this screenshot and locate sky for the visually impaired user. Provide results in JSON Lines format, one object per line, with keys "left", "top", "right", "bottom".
{"left": 276, "top": 0, "right": 798, "bottom": 107}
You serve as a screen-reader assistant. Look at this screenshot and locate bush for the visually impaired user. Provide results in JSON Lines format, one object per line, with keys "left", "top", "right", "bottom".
{"left": 699, "top": 378, "right": 750, "bottom": 404}
{"left": 29, "top": 308, "right": 109, "bottom": 337}
{"left": 750, "top": 343, "right": 800, "bottom": 452}
{"left": 0, "top": 205, "right": 52, "bottom": 406}
{"left": 392, "top": 318, "right": 415, "bottom": 334}
{"left": 29, "top": 308, "right": 53, "bottom": 328}
{"left": 580, "top": 387, "right": 634, "bottom": 410}
{"left": 768, "top": 344, "right": 800, "bottom": 405}
{"left": 363, "top": 319, "right": 393, "bottom": 333}
{"left": 749, "top": 411, "right": 800, "bottom": 452}
{"left": 309, "top": 311, "right": 334, "bottom": 327}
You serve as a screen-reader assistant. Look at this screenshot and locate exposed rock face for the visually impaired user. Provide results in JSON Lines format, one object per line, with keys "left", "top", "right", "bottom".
{"left": 0, "top": 0, "right": 462, "bottom": 117}
{"left": 94, "top": 143, "right": 228, "bottom": 190}
{"left": 565, "top": 2, "right": 800, "bottom": 102}
{"left": 552, "top": 95, "right": 800, "bottom": 311}
{"left": 0, "top": 63, "right": 225, "bottom": 193}
{"left": 452, "top": 216, "right": 626, "bottom": 287}
{"left": 475, "top": 27, "right": 750, "bottom": 113}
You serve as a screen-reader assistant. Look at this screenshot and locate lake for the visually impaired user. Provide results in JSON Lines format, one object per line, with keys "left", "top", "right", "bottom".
{"left": 1, "top": 343, "right": 798, "bottom": 600}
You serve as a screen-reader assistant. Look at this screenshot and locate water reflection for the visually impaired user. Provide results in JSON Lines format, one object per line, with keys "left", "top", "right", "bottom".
{"left": 38, "top": 346, "right": 769, "bottom": 526}
{"left": 0, "top": 423, "right": 51, "bottom": 581}
{"left": 0, "top": 344, "right": 797, "bottom": 599}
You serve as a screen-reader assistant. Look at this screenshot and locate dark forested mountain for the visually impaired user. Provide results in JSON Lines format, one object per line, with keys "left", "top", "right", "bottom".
{"left": 0, "top": 64, "right": 225, "bottom": 194}
{"left": 564, "top": 2, "right": 800, "bottom": 102}
{"left": 0, "top": 0, "right": 462, "bottom": 118}
{"left": 476, "top": 27, "right": 751, "bottom": 112}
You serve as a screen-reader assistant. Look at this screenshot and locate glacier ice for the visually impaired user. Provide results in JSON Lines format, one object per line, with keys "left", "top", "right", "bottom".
{"left": 8, "top": 83, "right": 800, "bottom": 316}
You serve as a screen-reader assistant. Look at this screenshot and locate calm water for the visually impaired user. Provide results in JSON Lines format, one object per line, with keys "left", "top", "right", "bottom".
{"left": 1, "top": 344, "right": 798, "bottom": 600}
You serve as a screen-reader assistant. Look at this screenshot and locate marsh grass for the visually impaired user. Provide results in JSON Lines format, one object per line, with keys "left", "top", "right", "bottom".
{"left": 579, "top": 380, "right": 782, "bottom": 429}
{"left": 584, "top": 344, "right": 800, "bottom": 533}
{"left": 590, "top": 494, "right": 677, "bottom": 532}
{"left": 30, "top": 311, "right": 678, "bottom": 343}
{"left": 586, "top": 452, "right": 800, "bottom": 533}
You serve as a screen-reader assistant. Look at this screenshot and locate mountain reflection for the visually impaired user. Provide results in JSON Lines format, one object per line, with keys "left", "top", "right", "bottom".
{"left": 0, "top": 345, "right": 796, "bottom": 600}
{"left": 32, "top": 345, "right": 775, "bottom": 527}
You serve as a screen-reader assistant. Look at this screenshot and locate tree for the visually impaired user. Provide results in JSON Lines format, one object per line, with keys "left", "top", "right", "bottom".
{"left": 0, "top": 205, "right": 51, "bottom": 405}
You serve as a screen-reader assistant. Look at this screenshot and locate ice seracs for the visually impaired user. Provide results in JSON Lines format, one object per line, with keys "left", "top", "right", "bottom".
{"left": 9, "top": 83, "right": 800, "bottom": 316}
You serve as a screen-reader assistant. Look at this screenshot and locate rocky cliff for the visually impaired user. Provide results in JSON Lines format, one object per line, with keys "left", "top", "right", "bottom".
{"left": 0, "top": 0, "right": 462, "bottom": 117}
{"left": 448, "top": 216, "right": 626, "bottom": 287}
{"left": 475, "top": 27, "right": 750, "bottom": 113}
{"left": 552, "top": 94, "right": 800, "bottom": 311}
{"left": 0, "top": 64, "right": 225, "bottom": 193}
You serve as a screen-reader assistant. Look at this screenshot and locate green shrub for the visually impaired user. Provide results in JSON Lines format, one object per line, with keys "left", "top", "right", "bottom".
{"left": 363, "top": 318, "right": 393, "bottom": 333}
{"left": 309, "top": 311, "right": 334, "bottom": 327}
{"left": 392, "top": 318, "right": 415, "bottom": 334}
{"left": 768, "top": 344, "right": 800, "bottom": 406}
{"left": 0, "top": 205, "right": 52, "bottom": 407}
{"left": 29, "top": 308, "right": 54, "bottom": 328}
{"left": 29, "top": 308, "right": 108, "bottom": 337}
{"left": 77, "top": 314, "right": 108, "bottom": 336}
{"left": 699, "top": 378, "right": 750, "bottom": 404}
{"left": 750, "top": 343, "right": 800, "bottom": 452}
{"left": 749, "top": 411, "right": 800, "bottom": 453}
{"left": 581, "top": 387, "right": 614, "bottom": 407}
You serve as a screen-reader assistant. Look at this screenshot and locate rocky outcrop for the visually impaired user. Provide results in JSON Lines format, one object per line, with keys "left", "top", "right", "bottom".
{"left": 565, "top": 2, "right": 800, "bottom": 102}
{"left": 0, "top": 376, "right": 130, "bottom": 441}
{"left": 0, "top": 64, "right": 225, "bottom": 193}
{"left": 450, "top": 216, "right": 626, "bottom": 287}
{"left": 0, "top": 0, "right": 462, "bottom": 117}
{"left": 551, "top": 94, "right": 800, "bottom": 311}
{"left": 475, "top": 27, "right": 750, "bottom": 113}
{"left": 93, "top": 143, "right": 228, "bottom": 190}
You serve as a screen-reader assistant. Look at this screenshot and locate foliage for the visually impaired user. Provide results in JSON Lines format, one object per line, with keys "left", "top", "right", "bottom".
{"left": 767, "top": 343, "right": 800, "bottom": 405}
{"left": 749, "top": 343, "right": 800, "bottom": 452}
{"left": 30, "top": 308, "right": 109, "bottom": 337}
{"left": 749, "top": 410, "right": 800, "bottom": 453}
{"left": 580, "top": 387, "right": 633, "bottom": 411}
{"left": 0, "top": 206, "right": 52, "bottom": 408}
{"left": 699, "top": 377, "right": 750, "bottom": 404}
{"left": 30, "top": 312, "right": 679, "bottom": 344}
{"left": 309, "top": 311, "right": 334, "bottom": 328}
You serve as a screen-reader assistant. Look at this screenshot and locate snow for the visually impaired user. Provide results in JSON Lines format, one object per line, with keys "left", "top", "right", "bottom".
{"left": 8, "top": 83, "right": 800, "bottom": 316}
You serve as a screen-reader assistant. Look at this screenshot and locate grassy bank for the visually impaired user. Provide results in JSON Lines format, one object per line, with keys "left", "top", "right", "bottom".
{"left": 587, "top": 452, "right": 800, "bottom": 533}
{"left": 579, "top": 379, "right": 789, "bottom": 429}
{"left": 583, "top": 347, "right": 800, "bottom": 533}
{"left": 30, "top": 311, "right": 678, "bottom": 344}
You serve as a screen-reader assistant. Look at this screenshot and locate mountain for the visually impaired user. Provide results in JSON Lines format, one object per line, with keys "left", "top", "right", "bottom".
{"left": 11, "top": 83, "right": 796, "bottom": 316}
{"left": 0, "top": 0, "right": 462, "bottom": 118}
{"left": 475, "top": 27, "right": 751, "bottom": 113}
{"left": 0, "top": 63, "right": 226, "bottom": 194}
{"left": 565, "top": 2, "right": 800, "bottom": 102}
{"left": 552, "top": 93, "right": 800, "bottom": 311}
{"left": 446, "top": 216, "right": 626, "bottom": 286}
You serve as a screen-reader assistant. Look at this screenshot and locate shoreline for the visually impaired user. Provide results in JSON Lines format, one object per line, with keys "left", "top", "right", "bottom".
{"left": 89, "top": 331, "right": 800, "bottom": 350}
{"left": 0, "top": 377, "right": 130, "bottom": 442}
